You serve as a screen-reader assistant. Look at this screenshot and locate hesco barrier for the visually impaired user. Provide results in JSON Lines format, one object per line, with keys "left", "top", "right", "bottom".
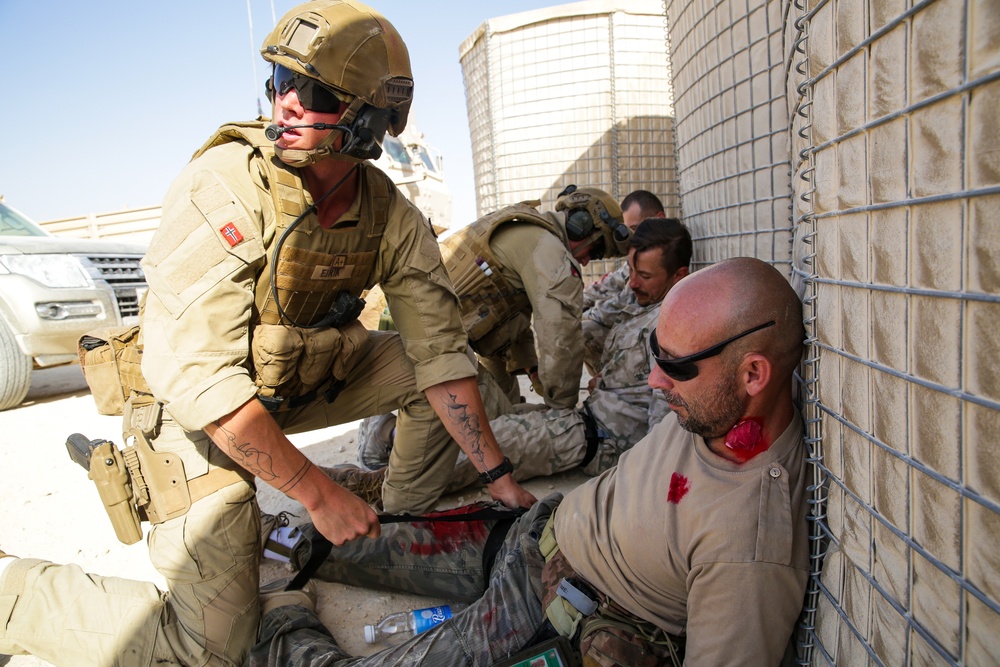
{"left": 667, "top": 0, "right": 998, "bottom": 663}
{"left": 469, "top": 0, "right": 998, "bottom": 663}
{"left": 459, "top": 0, "right": 680, "bottom": 276}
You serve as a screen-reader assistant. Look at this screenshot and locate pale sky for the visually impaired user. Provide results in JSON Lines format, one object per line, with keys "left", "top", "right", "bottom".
{"left": 0, "top": 0, "right": 565, "bottom": 227}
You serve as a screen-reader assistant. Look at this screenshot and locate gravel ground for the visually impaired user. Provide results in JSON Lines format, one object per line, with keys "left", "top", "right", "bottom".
{"left": 0, "top": 365, "right": 588, "bottom": 664}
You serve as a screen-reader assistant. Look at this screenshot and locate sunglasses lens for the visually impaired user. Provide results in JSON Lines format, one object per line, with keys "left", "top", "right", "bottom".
{"left": 271, "top": 65, "right": 343, "bottom": 114}
{"left": 649, "top": 330, "right": 700, "bottom": 382}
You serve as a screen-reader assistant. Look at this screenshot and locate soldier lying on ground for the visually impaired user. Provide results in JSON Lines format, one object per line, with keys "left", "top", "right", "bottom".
{"left": 248, "top": 256, "right": 810, "bottom": 667}
{"left": 311, "top": 218, "right": 692, "bottom": 507}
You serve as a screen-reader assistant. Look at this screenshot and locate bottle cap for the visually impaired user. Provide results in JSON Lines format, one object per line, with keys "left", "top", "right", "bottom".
{"left": 364, "top": 624, "right": 376, "bottom": 644}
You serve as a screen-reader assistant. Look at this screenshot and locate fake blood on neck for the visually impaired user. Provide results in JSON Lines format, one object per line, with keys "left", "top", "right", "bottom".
{"left": 724, "top": 417, "right": 769, "bottom": 463}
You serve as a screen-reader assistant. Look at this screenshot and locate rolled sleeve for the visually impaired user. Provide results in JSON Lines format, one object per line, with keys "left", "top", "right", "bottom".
{"left": 139, "top": 144, "right": 266, "bottom": 430}
{"left": 375, "top": 190, "right": 477, "bottom": 391}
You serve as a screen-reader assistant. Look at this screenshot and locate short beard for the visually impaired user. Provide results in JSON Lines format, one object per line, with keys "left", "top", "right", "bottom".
{"left": 668, "top": 362, "right": 745, "bottom": 440}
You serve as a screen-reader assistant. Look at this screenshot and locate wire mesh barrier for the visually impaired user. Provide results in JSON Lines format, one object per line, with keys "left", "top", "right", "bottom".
{"left": 459, "top": 1, "right": 679, "bottom": 217}
{"left": 662, "top": 0, "right": 1000, "bottom": 663}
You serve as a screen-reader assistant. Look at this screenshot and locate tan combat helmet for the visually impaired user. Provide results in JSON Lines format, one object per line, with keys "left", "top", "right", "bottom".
{"left": 261, "top": 0, "right": 414, "bottom": 165}
{"left": 555, "top": 185, "right": 630, "bottom": 259}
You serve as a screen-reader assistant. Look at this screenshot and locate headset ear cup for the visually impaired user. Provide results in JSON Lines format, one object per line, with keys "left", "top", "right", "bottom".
{"left": 566, "top": 209, "right": 594, "bottom": 241}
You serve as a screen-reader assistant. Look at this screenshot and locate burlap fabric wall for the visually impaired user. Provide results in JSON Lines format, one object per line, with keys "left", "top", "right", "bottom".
{"left": 665, "top": 0, "right": 1000, "bottom": 663}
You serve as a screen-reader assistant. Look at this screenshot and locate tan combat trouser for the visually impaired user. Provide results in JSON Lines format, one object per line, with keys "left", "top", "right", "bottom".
{"left": 0, "top": 476, "right": 260, "bottom": 667}
{"left": 0, "top": 331, "right": 473, "bottom": 666}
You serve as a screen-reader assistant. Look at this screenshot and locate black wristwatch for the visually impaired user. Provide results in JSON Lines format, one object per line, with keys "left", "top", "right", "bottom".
{"left": 478, "top": 457, "right": 514, "bottom": 485}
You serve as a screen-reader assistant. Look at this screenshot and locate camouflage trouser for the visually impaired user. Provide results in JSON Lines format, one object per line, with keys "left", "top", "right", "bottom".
{"left": 447, "top": 398, "right": 641, "bottom": 491}
{"left": 248, "top": 495, "right": 563, "bottom": 666}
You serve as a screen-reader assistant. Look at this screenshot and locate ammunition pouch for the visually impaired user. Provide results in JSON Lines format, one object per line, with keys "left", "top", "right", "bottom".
{"left": 78, "top": 325, "right": 152, "bottom": 416}
{"left": 252, "top": 319, "right": 371, "bottom": 412}
{"left": 537, "top": 513, "right": 685, "bottom": 667}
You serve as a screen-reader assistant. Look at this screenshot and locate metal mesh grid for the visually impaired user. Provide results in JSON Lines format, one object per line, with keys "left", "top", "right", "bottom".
{"left": 667, "top": 0, "right": 1000, "bottom": 663}
{"left": 459, "top": 3, "right": 677, "bottom": 228}
{"left": 667, "top": 0, "right": 795, "bottom": 272}
{"left": 790, "top": 0, "right": 1000, "bottom": 663}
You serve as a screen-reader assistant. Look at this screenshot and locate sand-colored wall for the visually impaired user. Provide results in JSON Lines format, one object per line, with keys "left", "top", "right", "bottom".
{"left": 664, "top": 0, "right": 1000, "bottom": 663}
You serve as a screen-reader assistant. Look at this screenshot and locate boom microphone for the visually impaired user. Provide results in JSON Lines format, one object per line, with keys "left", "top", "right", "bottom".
{"left": 264, "top": 123, "right": 343, "bottom": 141}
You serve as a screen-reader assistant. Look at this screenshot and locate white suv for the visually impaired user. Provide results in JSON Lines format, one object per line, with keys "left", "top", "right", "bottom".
{"left": 0, "top": 198, "right": 147, "bottom": 410}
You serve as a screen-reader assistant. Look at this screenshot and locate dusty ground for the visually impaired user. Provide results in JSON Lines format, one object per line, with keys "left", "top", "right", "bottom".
{"left": 0, "top": 366, "right": 588, "bottom": 664}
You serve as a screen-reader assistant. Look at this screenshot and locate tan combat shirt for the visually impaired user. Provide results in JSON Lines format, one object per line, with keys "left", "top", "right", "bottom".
{"left": 489, "top": 219, "right": 584, "bottom": 409}
{"left": 555, "top": 412, "right": 809, "bottom": 665}
{"left": 140, "top": 139, "right": 475, "bottom": 431}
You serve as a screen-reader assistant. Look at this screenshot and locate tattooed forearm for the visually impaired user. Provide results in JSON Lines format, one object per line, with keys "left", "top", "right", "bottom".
{"left": 444, "top": 391, "right": 487, "bottom": 466}
{"left": 213, "top": 420, "right": 277, "bottom": 481}
{"left": 278, "top": 461, "right": 311, "bottom": 493}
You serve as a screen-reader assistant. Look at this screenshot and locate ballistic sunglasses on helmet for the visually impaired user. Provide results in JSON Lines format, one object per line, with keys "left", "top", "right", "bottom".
{"left": 649, "top": 320, "right": 776, "bottom": 381}
{"left": 266, "top": 64, "right": 346, "bottom": 114}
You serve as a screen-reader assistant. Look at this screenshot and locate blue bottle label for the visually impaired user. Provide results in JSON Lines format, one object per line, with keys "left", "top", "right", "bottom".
{"left": 412, "top": 605, "right": 454, "bottom": 634}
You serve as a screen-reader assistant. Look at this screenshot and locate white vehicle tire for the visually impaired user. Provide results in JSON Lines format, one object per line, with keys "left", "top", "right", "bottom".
{"left": 0, "top": 317, "right": 32, "bottom": 411}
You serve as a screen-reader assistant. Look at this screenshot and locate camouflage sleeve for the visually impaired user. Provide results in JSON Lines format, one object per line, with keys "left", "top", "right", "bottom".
{"left": 582, "top": 263, "right": 629, "bottom": 313}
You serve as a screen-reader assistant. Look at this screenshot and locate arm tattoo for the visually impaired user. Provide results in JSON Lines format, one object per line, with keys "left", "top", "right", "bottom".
{"left": 278, "top": 461, "right": 311, "bottom": 493}
{"left": 443, "top": 391, "right": 487, "bottom": 467}
{"left": 213, "top": 421, "right": 277, "bottom": 481}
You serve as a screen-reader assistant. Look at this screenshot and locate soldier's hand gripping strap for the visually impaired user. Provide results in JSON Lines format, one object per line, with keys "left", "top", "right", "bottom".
{"left": 66, "top": 433, "right": 143, "bottom": 545}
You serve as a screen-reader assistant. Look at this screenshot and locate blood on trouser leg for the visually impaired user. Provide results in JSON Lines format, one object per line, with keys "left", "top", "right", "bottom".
{"left": 724, "top": 417, "right": 768, "bottom": 463}
{"left": 409, "top": 504, "right": 491, "bottom": 556}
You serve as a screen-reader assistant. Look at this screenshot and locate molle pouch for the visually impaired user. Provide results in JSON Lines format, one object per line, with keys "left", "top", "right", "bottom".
{"left": 78, "top": 325, "right": 150, "bottom": 416}
{"left": 252, "top": 324, "right": 305, "bottom": 394}
{"left": 298, "top": 327, "right": 345, "bottom": 387}
{"left": 331, "top": 319, "right": 372, "bottom": 380}
{"left": 577, "top": 599, "right": 684, "bottom": 667}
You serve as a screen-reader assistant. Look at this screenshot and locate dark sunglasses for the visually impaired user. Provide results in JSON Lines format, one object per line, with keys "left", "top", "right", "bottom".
{"left": 649, "top": 320, "right": 776, "bottom": 381}
{"left": 265, "top": 64, "right": 346, "bottom": 114}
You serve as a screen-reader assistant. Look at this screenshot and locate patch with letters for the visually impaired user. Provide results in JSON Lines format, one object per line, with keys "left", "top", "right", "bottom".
{"left": 312, "top": 254, "right": 354, "bottom": 280}
{"left": 220, "top": 222, "right": 244, "bottom": 247}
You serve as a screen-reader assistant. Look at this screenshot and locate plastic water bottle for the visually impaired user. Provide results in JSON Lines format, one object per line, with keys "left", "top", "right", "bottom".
{"left": 363, "top": 604, "right": 464, "bottom": 644}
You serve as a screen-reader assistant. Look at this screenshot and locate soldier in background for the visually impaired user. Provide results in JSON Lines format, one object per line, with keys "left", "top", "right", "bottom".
{"left": 582, "top": 189, "right": 668, "bottom": 374}
{"left": 439, "top": 185, "right": 629, "bottom": 407}
{"left": 0, "top": 2, "right": 535, "bottom": 665}
{"left": 323, "top": 219, "right": 690, "bottom": 502}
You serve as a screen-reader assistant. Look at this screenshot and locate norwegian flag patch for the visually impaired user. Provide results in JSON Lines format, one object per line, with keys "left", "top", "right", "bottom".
{"left": 220, "top": 222, "right": 244, "bottom": 247}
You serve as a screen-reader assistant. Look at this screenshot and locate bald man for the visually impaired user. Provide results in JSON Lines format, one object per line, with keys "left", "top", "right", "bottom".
{"left": 243, "top": 257, "right": 809, "bottom": 667}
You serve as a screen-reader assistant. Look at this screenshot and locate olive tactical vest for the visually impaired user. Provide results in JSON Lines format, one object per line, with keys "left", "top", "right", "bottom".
{"left": 194, "top": 121, "right": 390, "bottom": 326}
{"left": 439, "top": 201, "right": 564, "bottom": 353}
{"left": 193, "top": 122, "right": 392, "bottom": 405}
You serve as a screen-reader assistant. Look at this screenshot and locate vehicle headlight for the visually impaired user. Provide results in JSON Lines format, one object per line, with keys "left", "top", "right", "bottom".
{"left": 0, "top": 254, "right": 92, "bottom": 288}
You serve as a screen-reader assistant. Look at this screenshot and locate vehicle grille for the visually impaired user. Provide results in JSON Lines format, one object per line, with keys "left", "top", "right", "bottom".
{"left": 85, "top": 254, "right": 147, "bottom": 318}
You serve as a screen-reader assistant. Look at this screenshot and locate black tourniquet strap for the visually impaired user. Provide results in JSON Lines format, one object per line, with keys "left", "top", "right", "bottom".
{"left": 284, "top": 506, "right": 527, "bottom": 591}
